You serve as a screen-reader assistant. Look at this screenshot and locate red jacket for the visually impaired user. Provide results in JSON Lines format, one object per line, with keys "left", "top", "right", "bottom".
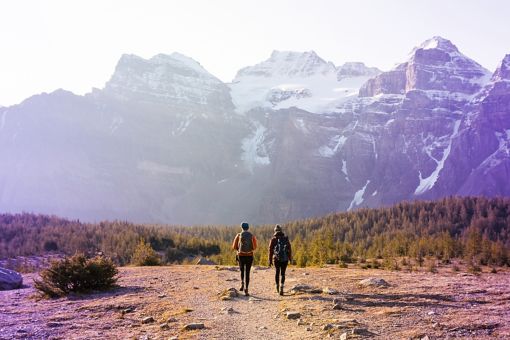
{"left": 268, "top": 232, "right": 292, "bottom": 263}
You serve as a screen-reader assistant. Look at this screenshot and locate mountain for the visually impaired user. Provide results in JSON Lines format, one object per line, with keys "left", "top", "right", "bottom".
{"left": 0, "top": 37, "right": 509, "bottom": 224}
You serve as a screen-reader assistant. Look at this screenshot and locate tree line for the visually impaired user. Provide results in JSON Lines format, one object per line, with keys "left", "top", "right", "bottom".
{"left": 1, "top": 196, "right": 509, "bottom": 268}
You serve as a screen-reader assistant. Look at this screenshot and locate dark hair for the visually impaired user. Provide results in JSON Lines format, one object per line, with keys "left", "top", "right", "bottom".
{"left": 241, "top": 222, "right": 249, "bottom": 230}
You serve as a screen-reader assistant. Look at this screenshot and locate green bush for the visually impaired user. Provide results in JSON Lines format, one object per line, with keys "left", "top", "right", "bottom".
{"left": 131, "top": 239, "right": 161, "bottom": 266}
{"left": 34, "top": 253, "right": 118, "bottom": 297}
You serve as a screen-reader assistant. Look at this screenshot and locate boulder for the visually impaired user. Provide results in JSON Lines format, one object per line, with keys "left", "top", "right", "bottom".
{"left": 196, "top": 257, "right": 216, "bottom": 265}
{"left": 359, "top": 277, "right": 389, "bottom": 287}
{"left": 181, "top": 323, "right": 205, "bottom": 331}
{"left": 286, "top": 312, "right": 301, "bottom": 320}
{"left": 141, "top": 316, "right": 155, "bottom": 324}
{"left": 0, "top": 267, "right": 23, "bottom": 290}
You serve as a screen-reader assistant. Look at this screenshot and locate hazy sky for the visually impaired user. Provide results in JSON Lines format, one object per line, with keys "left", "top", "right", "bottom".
{"left": 1, "top": 0, "right": 510, "bottom": 106}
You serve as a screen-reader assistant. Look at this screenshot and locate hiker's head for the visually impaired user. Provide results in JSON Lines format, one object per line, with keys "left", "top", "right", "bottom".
{"left": 274, "top": 224, "right": 282, "bottom": 233}
{"left": 241, "top": 222, "right": 249, "bottom": 230}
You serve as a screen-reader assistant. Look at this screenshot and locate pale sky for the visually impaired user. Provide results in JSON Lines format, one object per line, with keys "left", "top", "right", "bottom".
{"left": 1, "top": 0, "right": 509, "bottom": 106}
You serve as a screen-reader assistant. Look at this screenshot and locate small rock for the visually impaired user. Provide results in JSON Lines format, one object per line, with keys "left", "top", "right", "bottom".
{"left": 297, "top": 319, "right": 306, "bottom": 326}
{"left": 333, "top": 303, "right": 342, "bottom": 310}
{"left": 280, "top": 308, "right": 289, "bottom": 312}
{"left": 167, "top": 317, "right": 178, "bottom": 323}
{"left": 351, "top": 328, "right": 369, "bottom": 335}
{"left": 196, "top": 257, "right": 216, "bottom": 265}
{"left": 248, "top": 297, "right": 261, "bottom": 302}
{"left": 340, "top": 332, "right": 348, "bottom": 340}
{"left": 323, "top": 287, "right": 339, "bottom": 295}
{"left": 303, "top": 272, "right": 310, "bottom": 276}
{"left": 290, "top": 284, "right": 312, "bottom": 292}
{"left": 0, "top": 267, "right": 23, "bottom": 290}
{"left": 141, "top": 316, "right": 155, "bottom": 324}
{"left": 259, "top": 326, "right": 267, "bottom": 330}
{"left": 421, "top": 336, "right": 430, "bottom": 340}
{"left": 169, "top": 337, "right": 178, "bottom": 340}
{"left": 359, "top": 277, "right": 389, "bottom": 287}
{"left": 47, "top": 322, "right": 63, "bottom": 328}
{"left": 158, "top": 294, "right": 167, "bottom": 298}
{"left": 121, "top": 307, "right": 134, "bottom": 314}
{"left": 432, "top": 322, "right": 440, "bottom": 328}
{"left": 322, "top": 324, "right": 333, "bottom": 331}
{"left": 221, "top": 307, "right": 235, "bottom": 314}
{"left": 306, "top": 327, "right": 312, "bottom": 331}
{"left": 310, "top": 288, "right": 323, "bottom": 294}
{"left": 160, "top": 323, "right": 170, "bottom": 330}
{"left": 427, "top": 311, "right": 436, "bottom": 315}
{"left": 193, "top": 286, "right": 199, "bottom": 290}
{"left": 182, "top": 323, "right": 205, "bottom": 331}
{"left": 286, "top": 312, "right": 301, "bottom": 320}
{"left": 219, "top": 288, "right": 239, "bottom": 299}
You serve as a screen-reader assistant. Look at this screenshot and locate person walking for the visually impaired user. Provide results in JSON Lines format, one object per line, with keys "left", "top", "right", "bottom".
{"left": 268, "top": 224, "right": 292, "bottom": 296}
{"left": 232, "top": 222, "right": 257, "bottom": 296}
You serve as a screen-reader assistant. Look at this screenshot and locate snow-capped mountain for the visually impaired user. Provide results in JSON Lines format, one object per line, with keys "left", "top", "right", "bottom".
{"left": 0, "top": 37, "right": 509, "bottom": 224}
{"left": 229, "top": 50, "right": 380, "bottom": 114}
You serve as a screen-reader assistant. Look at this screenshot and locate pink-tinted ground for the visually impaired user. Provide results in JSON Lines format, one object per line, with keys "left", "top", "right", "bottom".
{"left": 1, "top": 265, "right": 509, "bottom": 339}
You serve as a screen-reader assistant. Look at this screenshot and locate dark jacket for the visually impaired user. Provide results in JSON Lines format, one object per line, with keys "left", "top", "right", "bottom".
{"left": 268, "top": 231, "right": 292, "bottom": 263}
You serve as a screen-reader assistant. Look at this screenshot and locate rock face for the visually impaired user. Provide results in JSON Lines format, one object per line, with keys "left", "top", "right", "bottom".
{"left": 0, "top": 268, "right": 22, "bottom": 290}
{"left": 0, "top": 37, "right": 509, "bottom": 224}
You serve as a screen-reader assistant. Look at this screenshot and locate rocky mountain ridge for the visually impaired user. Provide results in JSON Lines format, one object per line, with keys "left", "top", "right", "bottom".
{"left": 0, "top": 36, "right": 509, "bottom": 224}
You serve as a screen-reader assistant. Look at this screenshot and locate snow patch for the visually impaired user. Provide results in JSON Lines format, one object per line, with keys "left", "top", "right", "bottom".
{"left": 294, "top": 118, "right": 308, "bottom": 133}
{"left": 414, "top": 119, "right": 461, "bottom": 195}
{"left": 341, "top": 159, "right": 348, "bottom": 178}
{"left": 241, "top": 121, "right": 270, "bottom": 172}
{"left": 172, "top": 115, "right": 193, "bottom": 136}
{"left": 319, "top": 135, "right": 347, "bottom": 157}
{"left": 348, "top": 180, "right": 370, "bottom": 211}
{"left": 372, "top": 190, "right": 378, "bottom": 196}
{"left": 110, "top": 117, "right": 123, "bottom": 134}
{"left": 138, "top": 161, "right": 190, "bottom": 175}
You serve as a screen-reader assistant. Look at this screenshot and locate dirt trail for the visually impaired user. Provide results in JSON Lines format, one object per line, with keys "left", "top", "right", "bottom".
{"left": 1, "top": 265, "right": 510, "bottom": 339}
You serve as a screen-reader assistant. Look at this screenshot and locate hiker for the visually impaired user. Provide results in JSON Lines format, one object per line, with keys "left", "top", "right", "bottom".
{"left": 268, "top": 224, "right": 292, "bottom": 295}
{"left": 232, "top": 222, "right": 257, "bottom": 296}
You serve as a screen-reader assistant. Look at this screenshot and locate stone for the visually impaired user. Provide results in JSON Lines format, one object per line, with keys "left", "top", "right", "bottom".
{"left": 158, "top": 294, "right": 167, "bottom": 298}
{"left": 351, "top": 328, "right": 369, "bottom": 335}
{"left": 297, "top": 319, "right": 306, "bottom": 326}
{"left": 47, "top": 322, "right": 63, "bottom": 328}
{"left": 0, "top": 267, "right": 23, "bottom": 290}
{"left": 421, "top": 336, "right": 430, "bottom": 340}
{"left": 196, "top": 257, "right": 216, "bottom": 265}
{"left": 259, "top": 326, "right": 267, "bottom": 330}
{"left": 141, "top": 316, "right": 155, "bottom": 324}
{"left": 160, "top": 323, "right": 170, "bottom": 330}
{"left": 167, "top": 317, "right": 178, "bottom": 323}
{"left": 290, "top": 284, "right": 312, "bottom": 292}
{"left": 169, "top": 337, "right": 178, "bottom": 340}
{"left": 181, "top": 323, "right": 205, "bottom": 331}
{"left": 340, "top": 332, "right": 348, "bottom": 340}
{"left": 286, "top": 312, "right": 301, "bottom": 320}
{"left": 322, "top": 324, "right": 333, "bottom": 331}
{"left": 359, "top": 277, "right": 389, "bottom": 287}
{"left": 121, "top": 307, "right": 135, "bottom": 314}
{"left": 333, "top": 303, "right": 342, "bottom": 310}
{"left": 323, "top": 287, "right": 339, "bottom": 295}
{"left": 306, "top": 327, "right": 312, "bottom": 331}
{"left": 221, "top": 307, "right": 235, "bottom": 314}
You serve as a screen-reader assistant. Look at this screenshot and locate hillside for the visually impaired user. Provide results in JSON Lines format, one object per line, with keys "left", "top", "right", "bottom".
{"left": 1, "top": 265, "right": 509, "bottom": 339}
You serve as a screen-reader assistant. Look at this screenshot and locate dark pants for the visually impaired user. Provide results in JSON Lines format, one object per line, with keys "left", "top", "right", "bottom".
{"left": 275, "top": 261, "right": 288, "bottom": 285}
{"left": 238, "top": 256, "right": 254, "bottom": 288}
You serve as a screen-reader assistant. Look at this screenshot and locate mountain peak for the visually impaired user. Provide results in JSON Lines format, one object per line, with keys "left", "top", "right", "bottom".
{"left": 417, "top": 36, "right": 459, "bottom": 53}
{"left": 235, "top": 50, "right": 335, "bottom": 79}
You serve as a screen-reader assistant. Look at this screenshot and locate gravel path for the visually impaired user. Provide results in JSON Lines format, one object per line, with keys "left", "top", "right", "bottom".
{"left": 1, "top": 265, "right": 510, "bottom": 339}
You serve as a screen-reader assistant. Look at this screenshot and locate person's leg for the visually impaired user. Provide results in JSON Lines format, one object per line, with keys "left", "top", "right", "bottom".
{"left": 279, "top": 261, "right": 288, "bottom": 295}
{"left": 275, "top": 261, "right": 281, "bottom": 293}
{"left": 244, "top": 256, "right": 253, "bottom": 295}
{"left": 239, "top": 256, "right": 245, "bottom": 291}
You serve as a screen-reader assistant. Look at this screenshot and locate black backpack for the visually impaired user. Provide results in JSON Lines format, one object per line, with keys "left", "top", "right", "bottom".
{"left": 273, "top": 237, "right": 289, "bottom": 262}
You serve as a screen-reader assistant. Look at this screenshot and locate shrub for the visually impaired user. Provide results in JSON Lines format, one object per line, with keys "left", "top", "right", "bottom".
{"left": 131, "top": 239, "right": 161, "bottom": 266}
{"left": 34, "top": 253, "right": 118, "bottom": 297}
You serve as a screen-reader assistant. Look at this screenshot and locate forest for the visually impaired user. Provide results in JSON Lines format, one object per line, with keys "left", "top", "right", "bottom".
{"left": 1, "top": 196, "right": 509, "bottom": 268}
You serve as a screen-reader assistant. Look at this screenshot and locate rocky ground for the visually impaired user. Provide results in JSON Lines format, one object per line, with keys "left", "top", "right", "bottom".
{"left": 1, "top": 265, "right": 510, "bottom": 339}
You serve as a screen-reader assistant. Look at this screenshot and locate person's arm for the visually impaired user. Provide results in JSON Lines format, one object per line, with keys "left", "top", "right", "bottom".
{"left": 252, "top": 235, "right": 257, "bottom": 251}
{"left": 268, "top": 238, "right": 275, "bottom": 264}
{"left": 232, "top": 234, "right": 239, "bottom": 251}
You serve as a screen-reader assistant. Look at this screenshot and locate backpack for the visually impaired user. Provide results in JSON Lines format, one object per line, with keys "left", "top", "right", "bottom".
{"left": 273, "top": 236, "right": 289, "bottom": 262}
{"left": 238, "top": 231, "right": 253, "bottom": 253}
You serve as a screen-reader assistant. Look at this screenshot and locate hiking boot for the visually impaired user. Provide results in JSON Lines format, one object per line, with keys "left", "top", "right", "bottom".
{"left": 245, "top": 288, "right": 249, "bottom": 296}
{"left": 279, "top": 285, "right": 284, "bottom": 296}
{"left": 275, "top": 284, "right": 279, "bottom": 293}
{"left": 240, "top": 283, "right": 244, "bottom": 292}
